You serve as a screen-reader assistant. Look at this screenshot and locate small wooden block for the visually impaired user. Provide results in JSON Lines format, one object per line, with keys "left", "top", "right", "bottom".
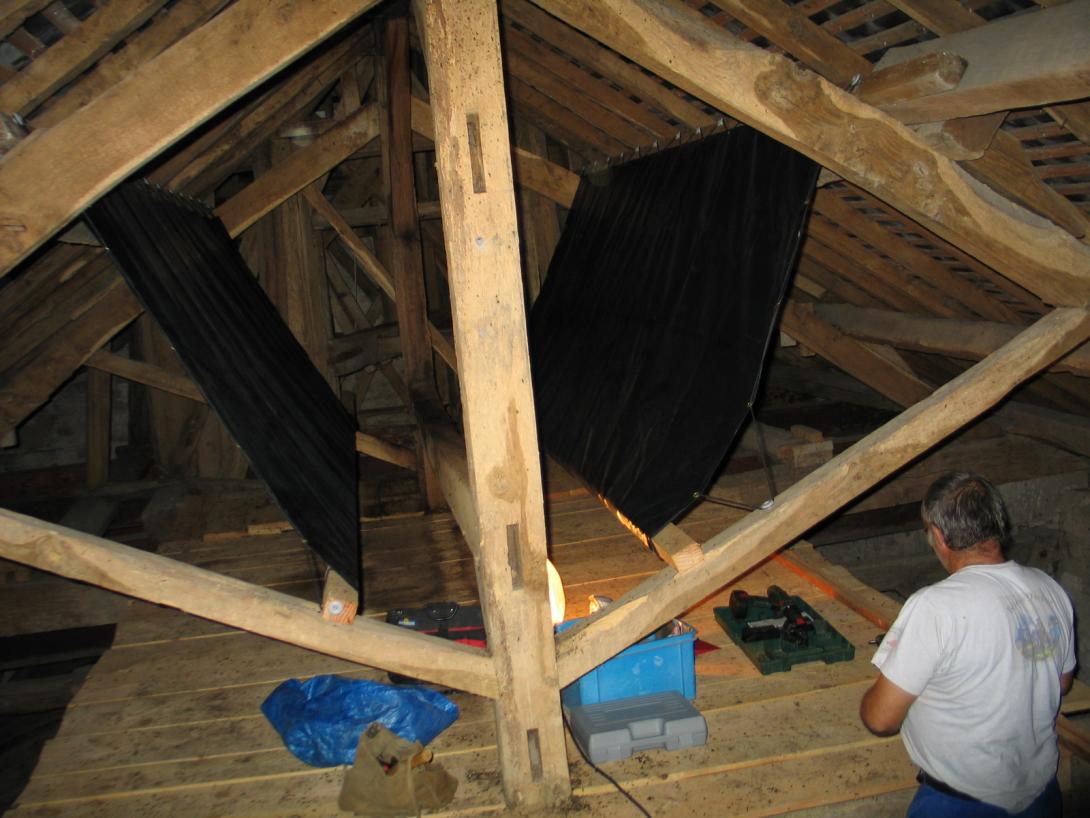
{"left": 246, "top": 520, "right": 294, "bottom": 536}
{"left": 322, "top": 568, "right": 358, "bottom": 624}
{"left": 788, "top": 424, "right": 824, "bottom": 443}
{"left": 651, "top": 524, "right": 705, "bottom": 573}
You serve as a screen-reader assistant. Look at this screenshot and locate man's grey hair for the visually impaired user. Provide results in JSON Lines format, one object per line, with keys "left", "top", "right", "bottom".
{"left": 921, "top": 471, "right": 1010, "bottom": 551}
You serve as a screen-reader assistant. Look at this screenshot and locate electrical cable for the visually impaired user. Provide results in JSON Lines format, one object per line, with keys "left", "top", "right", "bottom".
{"left": 562, "top": 710, "right": 653, "bottom": 818}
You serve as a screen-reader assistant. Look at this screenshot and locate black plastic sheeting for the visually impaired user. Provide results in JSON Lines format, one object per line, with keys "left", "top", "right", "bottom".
{"left": 87, "top": 181, "right": 361, "bottom": 590}
{"left": 529, "top": 127, "right": 818, "bottom": 536}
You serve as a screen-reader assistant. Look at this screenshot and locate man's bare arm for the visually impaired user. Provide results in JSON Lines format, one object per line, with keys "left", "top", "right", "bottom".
{"left": 1061, "top": 671, "right": 1074, "bottom": 696}
{"left": 860, "top": 673, "right": 918, "bottom": 737}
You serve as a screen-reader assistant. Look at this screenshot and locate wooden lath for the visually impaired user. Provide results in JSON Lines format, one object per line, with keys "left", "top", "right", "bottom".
{"left": 530, "top": 0, "right": 1090, "bottom": 308}
{"left": 0, "top": 0, "right": 384, "bottom": 277}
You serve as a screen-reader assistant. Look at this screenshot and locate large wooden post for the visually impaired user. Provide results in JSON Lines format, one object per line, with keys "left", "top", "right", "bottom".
{"left": 415, "top": 0, "right": 569, "bottom": 807}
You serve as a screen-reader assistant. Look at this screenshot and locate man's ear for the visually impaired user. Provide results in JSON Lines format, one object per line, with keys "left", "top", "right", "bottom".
{"left": 930, "top": 525, "right": 952, "bottom": 552}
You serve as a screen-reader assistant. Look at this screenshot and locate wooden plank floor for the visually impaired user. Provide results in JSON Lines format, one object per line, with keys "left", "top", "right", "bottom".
{"left": 9, "top": 490, "right": 1090, "bottom": 817}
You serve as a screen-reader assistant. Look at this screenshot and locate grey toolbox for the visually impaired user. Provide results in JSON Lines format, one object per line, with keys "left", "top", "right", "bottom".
{"left": 565, "top": 690, "right": 707, "bottom": 764}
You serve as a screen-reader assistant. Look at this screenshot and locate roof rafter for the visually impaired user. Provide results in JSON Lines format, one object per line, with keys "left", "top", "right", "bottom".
{"left": 527, "top": 0, "right": 1090, "bottom": 306}
{"left": 0, "top": 0, "right": 383, "bottom": 279}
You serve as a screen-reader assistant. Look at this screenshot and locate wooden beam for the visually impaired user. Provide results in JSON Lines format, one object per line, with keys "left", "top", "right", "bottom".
{"left": 30, "top": 0, "right": 231, "bottom": 128}
{"left": 504, "top": 22, "right": 675, "bottom": 143}
{"left": 887, "top": 0, "right": 984, "bottom": 35}
{"left": 411, "top": 95, "right": 580, "bottom": 207}
{"left": 0, "top": 0, "right": 168, "bottom": 118}
{"left": 556, "top": 307, "right": 1090, "bottom": 687}
{"left": 505, "top": 45, "right": 652, "bottom": 148}
{"left": 529, "top": 0, "right": 1090, "bottom": 308}
{"left": 215, "top": 103, "right": 381, "bottom": 236}
{"left": 912, "top": 112, "right": 1004, "bottom": 161}
{"left": 303, "top": 185, "right": 458, "bottom": 372}
{"left": 814, "top": 190, "right": 1024, "bottom": 323}
{"left": 855, "top": 50, "right": 966, "bottom": 108}
{"left": 355, "top": 430, "right": 417, "bottom": 470}
{"left": 788, "top": 301, "right": 1090, "bottom": 455}
{"left": 416, "top": 0, "right": 568, "bottom": 806}
{"left": 988, "top": 402, "right": 1090, "bottom": 460}
{"left": 1046, "top": 100, "right": 1090, "bottom": 147}
{"left": 875, "top": 2, "right": 1090, "bottom": 124}
{"left": 774, "top": 541, "right": 897, "bottom": 631}
{"left": 0, "top": 508, "right": 497, "bottom": 698}
{"left": 86, "top": 349, "right": 206, "bottom": 402}
{"left": 813, "top": 304, "right": 1090, "bottom": 378}
{"left": 0, "top": 279, "right": 141, "bottom": 438}
{"left": 961, "top": 130, "right": 1089, "bottom": 238}
{"left": 0, "top": 0, "right": 381, "bottom": 277}
{"left": 419, "top": 419, "right": 480, "bottom": 557}
{"left": 154, "top": 32, "right": 365, "bottom": 197}
{"left": 501, "top": 0, "right": 716, "bottom": 132}
{"left": 711, "top": 0, "right": 870, "bottom": 85}
{"left": 0, "top": 1, "right": 53, "bottom": 41}
{"left": 381, "top": 15, "right": 434, "bottom": 397}
{"left": 263, "top": 146, "right": 334, "bottom": 387}
{"left": 782, "top": 302, "right": 934, "bottom": 407}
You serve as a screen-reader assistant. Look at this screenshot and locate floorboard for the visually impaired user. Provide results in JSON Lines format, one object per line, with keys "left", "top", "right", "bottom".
{"left": 9, "top": 488, "right": 1090, "bottom": 817}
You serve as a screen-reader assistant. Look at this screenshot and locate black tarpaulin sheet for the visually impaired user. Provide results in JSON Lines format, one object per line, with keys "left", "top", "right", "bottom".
{"left": 529, "top": 127, "right": 817, "bottom": 536}
{"left": 87, "top": 181, "right": 361, "bottom": 590}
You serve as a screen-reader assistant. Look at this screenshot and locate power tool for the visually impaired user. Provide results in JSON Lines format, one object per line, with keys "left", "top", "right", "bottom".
{"left": 729, "top": 585, "right": 815, "bottom": 645}
{"left": 715, "top": 585, "right": 854, "bottom": 674}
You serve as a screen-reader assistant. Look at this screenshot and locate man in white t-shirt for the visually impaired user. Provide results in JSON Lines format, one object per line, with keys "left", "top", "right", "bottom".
{"left": 860, "top": 471, "right": 1075, "bottom": 818}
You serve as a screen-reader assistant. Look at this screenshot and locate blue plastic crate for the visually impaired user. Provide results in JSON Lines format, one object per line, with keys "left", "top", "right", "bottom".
{"left": 557, "top": 619, "right": 696, "bottom": 707}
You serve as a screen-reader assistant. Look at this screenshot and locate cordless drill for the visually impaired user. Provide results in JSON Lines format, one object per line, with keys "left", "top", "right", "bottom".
{"left": 729, "top": 585, "right": 815, "bottom": 646}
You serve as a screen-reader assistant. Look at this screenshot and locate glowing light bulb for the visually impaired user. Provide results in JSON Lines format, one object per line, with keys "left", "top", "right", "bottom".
{"left": 546, "top": 558, "right": 566, "bottom": 625}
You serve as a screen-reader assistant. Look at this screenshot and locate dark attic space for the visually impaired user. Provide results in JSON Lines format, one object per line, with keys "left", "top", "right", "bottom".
{"left": 1, "top": 1, "right": 1090, "bottom": 817}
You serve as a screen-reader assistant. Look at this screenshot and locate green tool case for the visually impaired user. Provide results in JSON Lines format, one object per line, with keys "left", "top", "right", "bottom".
{"left": 714, "top": 587, "right": 855, "bottom": 675}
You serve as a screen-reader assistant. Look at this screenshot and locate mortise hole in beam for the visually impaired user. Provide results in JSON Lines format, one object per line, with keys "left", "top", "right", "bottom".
{"left": 527, "top": 728, "right": 543, "bottom": 782}
{"left": 506, "top": 522, "right": 524, "bottom": 590}
{"left": 466, "top": 113, "right": 486, "bottom": 193}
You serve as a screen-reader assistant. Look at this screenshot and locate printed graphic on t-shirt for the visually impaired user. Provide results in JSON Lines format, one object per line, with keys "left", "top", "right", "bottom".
{"left": 1014, "top": 611, "right": 1064, "bottom": 662}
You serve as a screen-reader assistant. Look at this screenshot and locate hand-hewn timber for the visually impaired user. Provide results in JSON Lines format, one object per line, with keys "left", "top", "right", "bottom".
{"left": 355, "top": 430, "right": 417, "bottom": 470}
{"left": 961, "top": 130, "right": 1089, "bottom": 239}
{"left": 0, "top": 0, "right": 382, "bottom": 278}
{"left": 782, "top": 302, "right": 934, "bottom": 408}
{"left": 713, "top": 0, "right": 870, "bottom": 85}
{"left": 0, "top": 508, "right": 498, "bottom": 698}
{"left": 410, "top": 96, "right": 580, "bottom": 207}
{"left": 303, "top": 185, "right": 458, "bottom": 372}
{"left": 215, "top": 103, "right": 381, "bottom": 236}
{"left": 813, "top": 304, "right": 1090, "bottom": 378}
{"left": 556, "top": 308, "right": 1090, "bottom": 687}
{"left": 856, "top": 51, "right": 966, "bottom": 108}
{"left": 0, "top": 0, "right": 167, "bottom": 118}
{"left": 30, "top": 0, "right": 231, "bottom": 128}
{"left": 529, "top": 0, "right": 1090, "bottom": 308}
{"left": 86, "top": 349, "right": 206, "bottom": 402}
{"left": 381, "top": 15, "right": 434, "bottom": 399}
{"left": 0, "top": 276, "right": 142, "bottom": 438}
{"left": 876, "top": 1, "right": 1090, "bottom": 124}
{"left": 416, "top": 0, "right": 569, "bottom": 806}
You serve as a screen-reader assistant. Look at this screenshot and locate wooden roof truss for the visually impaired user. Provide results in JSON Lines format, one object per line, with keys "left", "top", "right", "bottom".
{"left": 2, "top": 0, "right": 1090, "bottom": 807}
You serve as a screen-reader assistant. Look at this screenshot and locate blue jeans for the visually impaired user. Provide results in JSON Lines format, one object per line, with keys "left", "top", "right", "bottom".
{"left": 906, "top": 777, "right": 1061, "bottom": 818}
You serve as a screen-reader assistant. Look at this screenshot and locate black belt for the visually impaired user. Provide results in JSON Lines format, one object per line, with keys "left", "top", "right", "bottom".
{"left": 916, "top": 770, "right": 980, "bottom": 803}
